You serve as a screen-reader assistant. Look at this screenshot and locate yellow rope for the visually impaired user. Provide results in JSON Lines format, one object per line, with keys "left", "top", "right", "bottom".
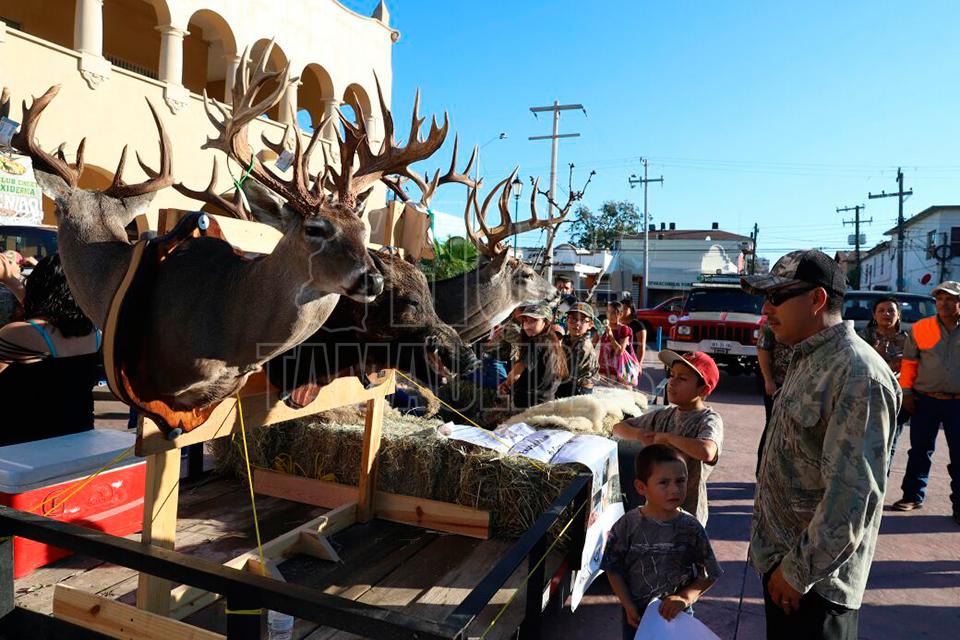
{"left": 236, "top": 392, "right": 266, "bottom": 570}
{"left": 479, "top": 496, "right": 589, "bottom": 639}
{"left": 27, "top": 445, "right": 135, "bottom": 517}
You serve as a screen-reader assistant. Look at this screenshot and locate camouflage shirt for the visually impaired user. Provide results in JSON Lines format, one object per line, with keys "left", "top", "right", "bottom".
{"left": 560, "top": 333, "right": 598, "bottom": 393}
{"left": 751, "top": 322, "right": 900, "bottom": 609}
{"left": 757, "top": 325, "right": 794, "bottom": 387}
{"left": 601, "top": 508, "right": 722, "bottom": 609}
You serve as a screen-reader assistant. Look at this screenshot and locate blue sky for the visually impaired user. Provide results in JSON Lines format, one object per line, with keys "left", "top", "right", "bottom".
{"left": 339, "top": 1, "right": 960, "bottom": 263}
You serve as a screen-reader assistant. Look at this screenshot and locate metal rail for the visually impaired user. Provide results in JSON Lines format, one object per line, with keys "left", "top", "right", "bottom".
{"left": 0, "top": 471, "right": 593, "bottom": 640}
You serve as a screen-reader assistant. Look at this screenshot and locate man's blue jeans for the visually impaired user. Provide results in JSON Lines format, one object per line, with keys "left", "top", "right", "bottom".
{"left": 901, "top": 394, "right": 960, "bottom": 510}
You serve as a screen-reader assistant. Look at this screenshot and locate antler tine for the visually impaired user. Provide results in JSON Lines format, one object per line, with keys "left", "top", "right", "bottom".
{"left": 463, "top": 185, "right": 496, "bottom": 258}
{"left": 343, "top": 76, "right": 450, "bottom": 201}
{"left": 382, "top": 175, "right": 410, "bottom": 202}
{"left": 104, "top": 98, "right": 173, "bottom": 199}
{"left": 0, "top": 87, "right": 9, "bottom": 118}
{"left": 10, "top": 85, "right": 83, "bottom": 187}
{"left": 142, "top": 156, "right": 249, "bottom": 221}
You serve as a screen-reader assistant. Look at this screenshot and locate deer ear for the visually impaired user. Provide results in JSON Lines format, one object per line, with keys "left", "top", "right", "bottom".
{"left": 353, "top": 187, "right": 375, "bottom": 217}
{"left": 33, "top": 169, "right": 72, "bottom": 200}
{"left": 241, "top": 178, "right": 294, "bottom": 231}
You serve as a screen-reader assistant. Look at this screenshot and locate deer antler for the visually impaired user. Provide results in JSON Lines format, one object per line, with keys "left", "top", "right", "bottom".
{"left": 464, "top": 166, "right": 589, "bottom": 258}
{"left": 203, "top": 41, "right": 332, "bottom": 217}
{"left": 103, "top": 98, "right": 173, "bottom": 199}
{"left": 384, "top": 135, "right": 479, "bottom": 209}
{"left": 531, "top": 169, "right": 595, "bottom": 222}
{"left": 10, "top": 85, "right": 86, "bottom": 187}
{"left": 330, "top": 75, "right": 449, "bottom": 206}
{"left": 139, "top": 155, "right": 249, "bottom": 220}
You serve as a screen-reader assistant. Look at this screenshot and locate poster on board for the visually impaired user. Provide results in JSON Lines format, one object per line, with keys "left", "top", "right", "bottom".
{"left": 0, "top": 152, "right": 44, "bottom": 225}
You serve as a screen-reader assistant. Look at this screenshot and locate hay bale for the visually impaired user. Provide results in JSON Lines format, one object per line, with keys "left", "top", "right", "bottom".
{"left": 212, "top": 403, "right": 580, "bottom": 539}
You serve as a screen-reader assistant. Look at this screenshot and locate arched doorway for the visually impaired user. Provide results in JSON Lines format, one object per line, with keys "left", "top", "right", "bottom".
{"left": 297, "top": 63, "right": 335, "bottom": 131}
{"left": 0, "top": 0, "right": 74, "bottom": 49}
{"left": 250, "top": 39, "right": 289, "bottom": 122}
{"left": 102, "top": 0, "right": 170, "bottom": 80}
{"left": 183, "top": 9, "right": 237, "bottom": 99}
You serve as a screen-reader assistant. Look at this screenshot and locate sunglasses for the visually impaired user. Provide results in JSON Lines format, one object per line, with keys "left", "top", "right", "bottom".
{"left": 765, "top": 285, "right": 817, "bottom": 306}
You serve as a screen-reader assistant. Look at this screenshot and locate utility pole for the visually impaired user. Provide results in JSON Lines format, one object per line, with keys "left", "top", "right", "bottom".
{"left": 749, "top": 223, "right": 759, "bottom": 274}
{"left": 838, "top": 204, "right": 871, "bottom": 289}
{"left": 869, "top": 168, "right": 912, "bottom": 291}
{"left": 628, "top": 158, "right": 663, "bottom": 307}
{"left": 529, "top": 100, "right": 585, "bottom": 282}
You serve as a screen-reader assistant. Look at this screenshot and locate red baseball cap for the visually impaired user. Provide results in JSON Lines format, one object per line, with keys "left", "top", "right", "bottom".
{"left": 658, "top": 349, "right": 720, "bottom": 397}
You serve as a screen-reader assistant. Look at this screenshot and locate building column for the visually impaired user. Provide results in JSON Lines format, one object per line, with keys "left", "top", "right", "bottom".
{"left": 156, "top": 25, "right": 190, "bottom": 114}
{"left": 73, "top": 0, "right": 103, "bottom": 55}
{"left": 365, "top": 114, "right": 381, "bottom": 149}
{"left": 223, "top": 54, "right": 242, "bottom": 103}
{"left": 156, "top": 25, "right": 188, "bottom": 86}
{"left": 74, "top": 0, "right": 110, "bottom": 89}
{"left": 278, "top": 80, "right": 299, "bottom": 126}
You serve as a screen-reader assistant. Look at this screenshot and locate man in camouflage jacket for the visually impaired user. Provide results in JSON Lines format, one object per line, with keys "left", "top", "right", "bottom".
{"left": 742, "top": 250, "right": 900, "bottom": 640}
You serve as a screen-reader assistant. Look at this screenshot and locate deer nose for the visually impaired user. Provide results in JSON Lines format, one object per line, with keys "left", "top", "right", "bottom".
{"left": 363, "top": 271, "right": 384, "bottom": 297}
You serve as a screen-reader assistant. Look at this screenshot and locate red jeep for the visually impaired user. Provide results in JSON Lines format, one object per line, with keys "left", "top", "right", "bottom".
{"left": 633, "top": 296, "right": 685, "bottom": 336}
{"left": 667, "top": 275, "right": 765, "bottom": 375}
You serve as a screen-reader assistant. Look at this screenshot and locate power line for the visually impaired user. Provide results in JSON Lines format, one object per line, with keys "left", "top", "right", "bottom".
{"left": 868, "top": 168, "right": 913, "bottom": 291}
{"left": 837, "top": 204, "right": 871, "bottom": 289}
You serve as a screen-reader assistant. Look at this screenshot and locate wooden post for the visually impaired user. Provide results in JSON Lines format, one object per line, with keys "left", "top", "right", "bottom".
{"left": 137, "top": 447, "right": 181, "bottom": 615}
{"left": 357, "top": 395, "right": 385, "bottom": 523}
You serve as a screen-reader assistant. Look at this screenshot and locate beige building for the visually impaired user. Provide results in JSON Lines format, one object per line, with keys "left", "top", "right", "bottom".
{"left": 0, "top": 0, "right": 398, "bottom": 225}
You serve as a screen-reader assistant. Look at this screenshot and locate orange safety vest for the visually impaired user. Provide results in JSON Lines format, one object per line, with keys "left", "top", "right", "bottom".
{"left": 900, "top": 316, "right": 942, "bottom": 390}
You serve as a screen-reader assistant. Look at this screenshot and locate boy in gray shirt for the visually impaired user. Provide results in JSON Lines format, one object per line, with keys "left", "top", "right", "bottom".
{"left": 602, "top": 444, "right": 722, "bottom": 639}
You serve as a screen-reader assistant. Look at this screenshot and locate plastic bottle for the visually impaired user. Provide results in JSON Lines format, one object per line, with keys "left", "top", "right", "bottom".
{"left": 267, "top": 610, "right": 294, "bottom": 640}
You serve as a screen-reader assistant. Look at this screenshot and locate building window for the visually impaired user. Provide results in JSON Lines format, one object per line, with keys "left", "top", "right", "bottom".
{"left": 952, "top": 227, "right": 960, "bottom": 259}
{"left": 927, "top": 229, "right": 937, "bottom": 258}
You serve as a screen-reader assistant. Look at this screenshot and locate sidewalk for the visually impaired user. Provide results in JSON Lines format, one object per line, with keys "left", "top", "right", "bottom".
{"left": 544, "top": 366, "right": 960, "bottom": 639}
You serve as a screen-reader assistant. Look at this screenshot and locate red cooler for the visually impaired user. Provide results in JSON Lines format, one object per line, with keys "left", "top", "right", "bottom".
{"left": 0, "top": 429, "right": 146, "bottom": 578}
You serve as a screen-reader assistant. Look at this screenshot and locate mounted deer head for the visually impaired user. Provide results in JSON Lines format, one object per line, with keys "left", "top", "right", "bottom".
{"left": 430, "top": 168, "right": 584, "bottom": 343}
{"left": 268, "top": 249, "right": 479, "bottom": 408}
{"left": 5, "top": 41, "right": 454, "bottom": 434}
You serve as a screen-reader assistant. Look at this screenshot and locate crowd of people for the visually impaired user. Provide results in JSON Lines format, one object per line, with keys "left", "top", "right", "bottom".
{"left": 2, "top": 245, "right": 958, "bottom": 640}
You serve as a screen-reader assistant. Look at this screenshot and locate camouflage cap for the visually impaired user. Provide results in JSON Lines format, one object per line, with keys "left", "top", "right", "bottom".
{"left": 932, "top": 280, "right": 960, "bottom": 297}
{"left": 518, "top": 303, "right": 553, "bottom": 321}
{"left": 566, "top": 302, "right": 595, "bottom": 319}
{"left": 741, "top": 249, "right": 848, "bottom": 296}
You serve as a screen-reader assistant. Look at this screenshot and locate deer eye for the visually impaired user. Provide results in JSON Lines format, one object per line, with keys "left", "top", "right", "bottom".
{"left": 305, "top": 219, "right": 335, "bottom": 240}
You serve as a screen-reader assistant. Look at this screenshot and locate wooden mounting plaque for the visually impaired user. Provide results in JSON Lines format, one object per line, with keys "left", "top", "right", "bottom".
{"left": 137, "top": 371, "right": 395, "bottom": 457}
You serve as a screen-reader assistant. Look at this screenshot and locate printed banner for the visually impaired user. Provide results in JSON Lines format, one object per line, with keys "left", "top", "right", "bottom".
{"left": 0, "top": 153, "right": 44, "bottom": 225}
{"left": 445, "top": 422, "right": 623, "bottom": 611}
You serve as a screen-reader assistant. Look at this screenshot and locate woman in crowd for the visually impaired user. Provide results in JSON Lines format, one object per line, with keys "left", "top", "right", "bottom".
{"left": 498, "top": 304, "right": 568, "bottom": 408}
{"left": 0, "top": 254, "right": 102, "bottom": 446}
{"left": 858, "top": 296, "right": 909, "bottom": 474}
{"left": 620, "top": 299, "right": 648, "bottom": 366}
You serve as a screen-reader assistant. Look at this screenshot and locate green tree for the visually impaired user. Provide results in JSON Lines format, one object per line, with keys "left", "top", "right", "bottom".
{"left": 420, "top": 236, "right": 479, "bottom": 280}
{"left": 568, "top": 200, "right": 643, "bottom": 250}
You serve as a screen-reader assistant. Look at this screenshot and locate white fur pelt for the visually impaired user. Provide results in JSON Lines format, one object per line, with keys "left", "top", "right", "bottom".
{"left": 500, "top": 388, "right": 649, "bottom": 435}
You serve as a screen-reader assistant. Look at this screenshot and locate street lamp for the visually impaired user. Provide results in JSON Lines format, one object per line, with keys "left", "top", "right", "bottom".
{"left": 511, "top": 175, "right": 523, "bottom": 252}
{"left": 475, "top": 132, "right": 508, "bottom": 182}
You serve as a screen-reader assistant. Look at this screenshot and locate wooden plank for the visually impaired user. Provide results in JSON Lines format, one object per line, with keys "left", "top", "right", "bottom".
{"left": 136, "top": 448, "right": 181, "bottom": 616}
{"left": 169, "top": 504, "right": 356, "bottom": 620}
{"left": 54, "top": 585, "right": 224, "bottom": 640}
{"left": 357, "top": 396, "right": 385, "bottom": 523}
{"left": 254, "top": 469, "right": 358, "bottom": 509}
{"left": 137, "top": 373, "right": 396, "bottom": 457}
{"left": 253, "top": 470, "right": 491, "bottom": 540}
{"left": 159, "top": 209, "right": 282, "bottom": 255}
{"left": 374, "top": 493, "right": 490, "bottom": 540}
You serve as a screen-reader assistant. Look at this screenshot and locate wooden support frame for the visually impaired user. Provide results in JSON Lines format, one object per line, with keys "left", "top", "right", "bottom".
{"left": 38, "top": 208, "right": 536, "bottom": 639}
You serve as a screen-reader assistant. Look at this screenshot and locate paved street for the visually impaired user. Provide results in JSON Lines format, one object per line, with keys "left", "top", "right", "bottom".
{"left": 545, "top": 354, "right": 960, "bottom": 639}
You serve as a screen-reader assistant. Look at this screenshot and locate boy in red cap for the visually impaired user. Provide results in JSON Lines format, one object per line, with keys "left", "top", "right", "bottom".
{"left": 613, "top": 350, "right": 723, "bottom": 525}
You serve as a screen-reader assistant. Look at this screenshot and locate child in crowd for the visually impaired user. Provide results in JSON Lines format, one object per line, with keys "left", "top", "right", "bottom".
{"left": 613, "top": 350, "right": 723, "bottom": 525}
{"left": 598, "top": 301, "right": 634, "bottom": 377}
{"left": 498, "top": 304, "right": 568, "bottom": 408}
{"left": 603, "top": 444, "right": 722, "bottom": 638}
{"left": 556, "top": 302, "right": 598, "bottom": 398}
